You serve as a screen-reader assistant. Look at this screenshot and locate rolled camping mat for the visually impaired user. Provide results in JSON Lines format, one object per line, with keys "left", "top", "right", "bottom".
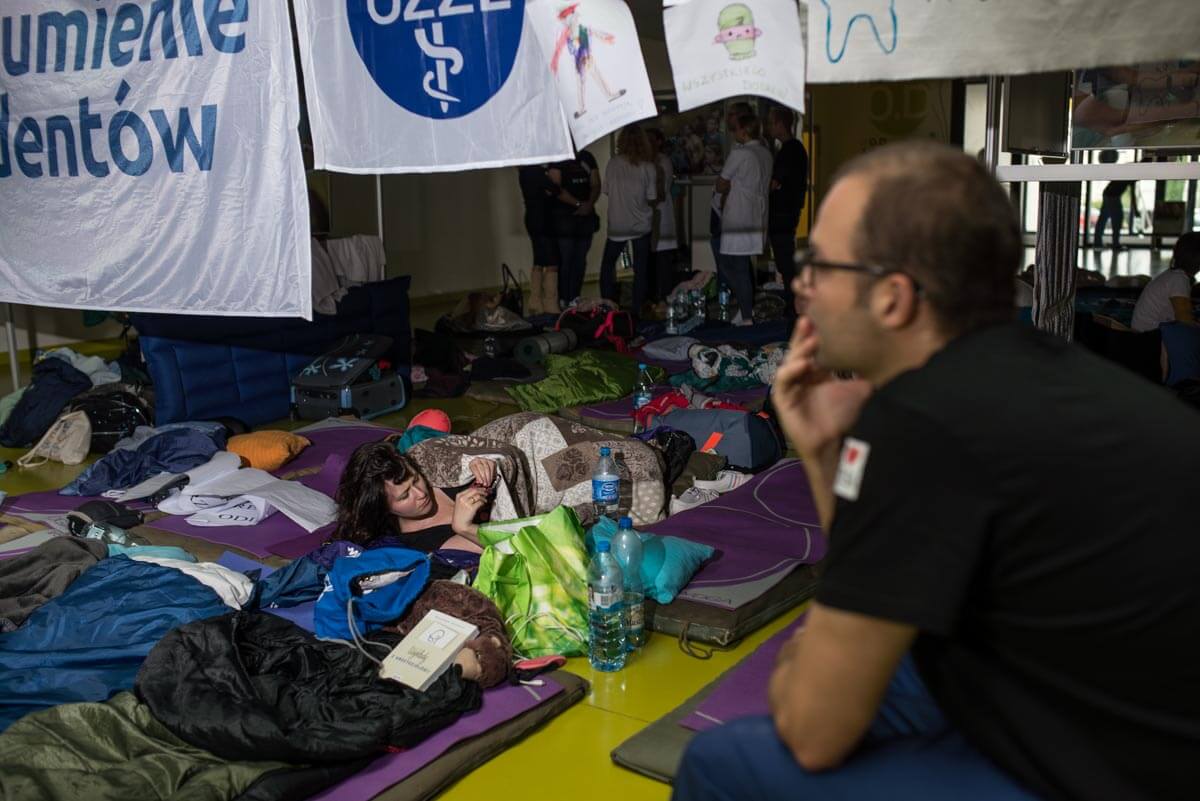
{"left": 514, "top": 329, "right": 578, "bottom": 367}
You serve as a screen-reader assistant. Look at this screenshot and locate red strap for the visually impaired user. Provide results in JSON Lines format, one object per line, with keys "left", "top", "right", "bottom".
{"left": 699, "top": 432, "right": 724, "bottom": 453}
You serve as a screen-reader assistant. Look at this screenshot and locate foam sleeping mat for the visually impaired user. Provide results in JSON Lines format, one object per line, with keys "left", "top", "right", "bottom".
{"left": 611, "top": 614, "right": 804, "bottom": 783}
{"left": 643, "top": 459, "right": 824, "bottom": 646}
{"left": 557, "top": 385, "right": 769, "bottom": 435}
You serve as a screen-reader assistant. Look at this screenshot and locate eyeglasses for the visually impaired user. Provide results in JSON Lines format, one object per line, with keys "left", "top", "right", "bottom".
{"left": 794, "top": 249, "right": 922, "bottom": 293}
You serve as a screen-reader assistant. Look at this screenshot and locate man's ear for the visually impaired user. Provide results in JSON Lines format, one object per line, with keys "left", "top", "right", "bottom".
{"left": 872, "top": 274, "right": 921, "bottom": 330}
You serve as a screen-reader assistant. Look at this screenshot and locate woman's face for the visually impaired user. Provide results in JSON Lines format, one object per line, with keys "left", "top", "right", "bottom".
{"left": 385, "top": 475, "right": 433, "bottom": 519}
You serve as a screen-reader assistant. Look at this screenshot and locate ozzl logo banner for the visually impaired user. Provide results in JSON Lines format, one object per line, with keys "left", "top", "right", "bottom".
{"left": 0, "top": 1, "right": 312, "bottom": 318}
{"left": 293, "top": 0, "right": 572, "bottom": 173}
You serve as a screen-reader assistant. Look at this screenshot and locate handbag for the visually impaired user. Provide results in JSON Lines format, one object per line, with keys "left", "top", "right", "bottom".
{"left": 473, "top": 506, "right": 590, "bottom": 658}
{"left": 499, "top": 263, "right": 524, "bottom": 317}
{"left": 17, "top": 411, "right": 92, "bottom": 468}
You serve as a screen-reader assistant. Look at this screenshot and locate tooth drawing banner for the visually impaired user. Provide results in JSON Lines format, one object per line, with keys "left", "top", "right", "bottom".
{"left": 809, "top": 0, "right": 1200, "bottom": 84}
{"left": 665, "top": 0, "right": 805, "bottom": 114}
{"left": 527, "top": 0, "right": 656, "bottom": 149}
{"left": 292, "top": 0, "right": 572, "bottom": 173}
{"left": 0, "top": 1, "right": 311, "bottom": 317}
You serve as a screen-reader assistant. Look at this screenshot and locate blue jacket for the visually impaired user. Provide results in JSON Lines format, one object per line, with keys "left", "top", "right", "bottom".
{"left": 314, "top": 547, "right": 430, "bottom": 641}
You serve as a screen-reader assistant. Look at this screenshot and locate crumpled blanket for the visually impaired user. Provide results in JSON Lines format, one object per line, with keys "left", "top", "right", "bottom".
{"left": 506, "top": 350, "right": 665, "bottom": 413}
{"left": 670, "top": 343, "right": 785, "bottom": 392}
{"left": 408, "top": 434, "right": 535, "bottom": 523}
{"left": 61, "top": 427, "right": 227, "bottom": 497}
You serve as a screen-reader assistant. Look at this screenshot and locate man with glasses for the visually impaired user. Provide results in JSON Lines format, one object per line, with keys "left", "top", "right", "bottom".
{"left": 672, "top": 142, "right": 1200, "bottom": 801}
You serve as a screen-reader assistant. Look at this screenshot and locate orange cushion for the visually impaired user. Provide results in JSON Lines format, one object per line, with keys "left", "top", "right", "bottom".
{"left": 226, "top": 431, "right": 311, "bottom": 471}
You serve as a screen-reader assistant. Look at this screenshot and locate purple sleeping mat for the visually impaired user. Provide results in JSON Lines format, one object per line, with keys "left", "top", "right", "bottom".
{"left": 646, "top": 459, "right": 826, "bottom": 611}
{"left": 678, "top": 614, "right": 806, "bottom": 732}
{"left": 145, "top": 421, "right": 396, "bottom": 559}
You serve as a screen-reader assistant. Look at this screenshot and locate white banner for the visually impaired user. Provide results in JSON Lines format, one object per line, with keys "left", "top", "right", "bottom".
{"left": 665, "top": 0, "right": 806, "bottom": 114}
{"left": 293, "top": 0, "right": 572, "bottom": 174}
{"left": 527, "top": 0, "right": 656, "bottom": 148}
{"left": 0, "top": 1, "right": 311, "bottom": 317}
{"left": 808, "top": 0, "right": 1200, "bottom": 84}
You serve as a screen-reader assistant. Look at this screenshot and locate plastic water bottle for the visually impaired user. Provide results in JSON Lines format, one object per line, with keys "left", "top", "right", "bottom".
{"left": 691, "top": 289, "right": 706, "bottom": 322}
{"left": 613, "top": 517, "right": 646, "bottom": 651}
{"left": 592, "top": 446, "right": 620, "bottom": 519}
{"left": 632, "top": 363, "right": 654, "bottom": 434}
{"left": 665, "top": 301, "right": 679, "bottom": 335}
{"left": 588, "top": 540, "right": 627, "bottom": 672}
{"left": 717, "top": 287, "right": 732, "bottom": 322}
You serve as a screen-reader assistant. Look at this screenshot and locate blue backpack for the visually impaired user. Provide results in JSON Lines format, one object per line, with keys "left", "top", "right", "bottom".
{"left": 314, "top": 547, "right": 430, "bottom": 641}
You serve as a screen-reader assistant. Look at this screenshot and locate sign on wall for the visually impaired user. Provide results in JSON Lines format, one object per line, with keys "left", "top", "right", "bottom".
{"left": 527, "top": 0, "right": 656, "bottom": 148}
{"left": 664, "top": 0, "right": 806, "bottom": 114}
{"left": 0, "top": 0, "right": 312, "bottom": 317}
{"left": 292, "top": 0, "right": 573, "bottom": 173}
{"left": 808, "top": 0, "right": 1200, "bottom": 84}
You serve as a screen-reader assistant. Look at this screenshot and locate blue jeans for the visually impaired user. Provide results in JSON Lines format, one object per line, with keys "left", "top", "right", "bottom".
{"left": 672, "top": 656, "right": 1039, "bottom": 801}
{"left": 600, "top": 234, "right": 651, "bottom": 311}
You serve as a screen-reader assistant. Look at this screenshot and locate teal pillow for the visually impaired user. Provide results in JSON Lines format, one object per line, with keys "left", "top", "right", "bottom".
{"left": 587, "top": 518, "right": 715, "bottom": 604}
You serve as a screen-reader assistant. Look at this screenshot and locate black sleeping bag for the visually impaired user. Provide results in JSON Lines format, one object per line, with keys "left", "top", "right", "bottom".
{"left": 135, "top": 611, "right": 482, "bottom": 764}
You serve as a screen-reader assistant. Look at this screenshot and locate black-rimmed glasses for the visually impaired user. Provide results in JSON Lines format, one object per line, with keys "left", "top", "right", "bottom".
{"left": 794, "top": 249, "right": 922, "bottom": 293}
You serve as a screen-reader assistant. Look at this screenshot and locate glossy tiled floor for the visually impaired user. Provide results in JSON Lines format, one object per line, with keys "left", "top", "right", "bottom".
{"left": 0, "top": 393, "right": 806, "bottom": 801}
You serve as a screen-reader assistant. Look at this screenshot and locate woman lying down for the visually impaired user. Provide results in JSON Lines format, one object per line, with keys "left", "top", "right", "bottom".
{"left": 333, "top": 411, "right": 668, "bottom": 555}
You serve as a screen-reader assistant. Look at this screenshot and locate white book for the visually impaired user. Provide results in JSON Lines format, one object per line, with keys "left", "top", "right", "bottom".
{"left": 379, "top": 610, "right": 479, "bottom": 691}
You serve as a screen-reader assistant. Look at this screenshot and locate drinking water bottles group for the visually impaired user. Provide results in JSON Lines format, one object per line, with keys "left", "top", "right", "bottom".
{"left": 589, "top": 448, "right": 647, "bottom": 672}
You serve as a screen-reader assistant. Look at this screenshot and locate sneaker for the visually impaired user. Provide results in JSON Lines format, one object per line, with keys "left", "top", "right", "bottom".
{"left": 669, "top": 486, "right": 720, "bottom": 515}
{"left": 692, "top": 470, "right": 752, "bottom": 494}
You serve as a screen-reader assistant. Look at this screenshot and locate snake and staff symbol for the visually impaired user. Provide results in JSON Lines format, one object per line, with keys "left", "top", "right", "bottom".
{"left": 549, "top": 3, "right": 626, "bottom": 119}
{"left": 416, "top": 22, "right": 464, "bottom": 114}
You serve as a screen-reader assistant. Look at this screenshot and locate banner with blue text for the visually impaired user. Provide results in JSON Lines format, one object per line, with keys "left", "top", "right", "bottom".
{"left": 0, "top": 0, "right": 312, "bottom": 317}
{"left": 292, "top": 0, "right": 573, "bottom": 173}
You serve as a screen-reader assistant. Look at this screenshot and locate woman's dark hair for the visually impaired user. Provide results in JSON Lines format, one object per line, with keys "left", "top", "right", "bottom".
{"left": 335, "top": 441, "right": 420, "bottom": 545}
{"left": 1173, "top": 232, "right": 1200, "bottom": 277}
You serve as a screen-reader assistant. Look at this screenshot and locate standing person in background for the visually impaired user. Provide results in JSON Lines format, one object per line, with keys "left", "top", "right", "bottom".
{"left": 1093, "top": 150, "right": 1131, "bottom": 250}
{"left": 549, "top": 148, "right": 602, "bottom": 310}
{"left": 768, "top": 106, "right": 810, "bottom": 319}
{"left": 518, "top": 164, "right": 560, "bottom": 315}
{"left": 600, "top": 124, "right": 657, "bottom": 313}
{"left": 713, "top": 112, "right": 771, "bottom": 325}
{"left": 648, "top": 129, "right": 679, "bottom": 307}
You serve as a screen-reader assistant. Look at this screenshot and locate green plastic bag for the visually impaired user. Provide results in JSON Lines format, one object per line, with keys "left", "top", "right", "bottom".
{"left": 473, "top": 506, "right": 590, "bottom": 658}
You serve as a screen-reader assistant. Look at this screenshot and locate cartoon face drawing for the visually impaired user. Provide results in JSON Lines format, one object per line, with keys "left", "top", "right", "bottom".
{"left": 714, "top": 4, "right": 762, "bottom": 61}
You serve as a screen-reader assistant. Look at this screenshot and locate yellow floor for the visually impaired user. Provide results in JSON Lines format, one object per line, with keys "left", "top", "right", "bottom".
{"left": 0, "top": 394, "right": 805, "bottom": 801}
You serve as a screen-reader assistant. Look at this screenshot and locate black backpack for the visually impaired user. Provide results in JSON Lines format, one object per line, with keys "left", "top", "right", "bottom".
{"left": 64, "top": 384, "right": 154, "bottom": 454}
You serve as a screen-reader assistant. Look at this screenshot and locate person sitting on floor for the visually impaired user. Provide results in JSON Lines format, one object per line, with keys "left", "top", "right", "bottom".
{"left": 1130, "top": 232, "right": 1200, "bottom": 332}
{"left": 672, "top": 142, "right": 1200, "bottom": 801}
{"left": 335, "top": 442, "right": 499, "bottom": 554}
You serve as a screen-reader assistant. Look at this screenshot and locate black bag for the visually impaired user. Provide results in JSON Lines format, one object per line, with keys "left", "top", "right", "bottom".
{"left": 64, "top": 384, "right": 153, "bottom": 454}
{"left": 555, "top": 308, "right": 635, "bottom": 351}
{"left": 499, "top": 263, "right": 524, "bottom": 317}
{"left": 66, "top": 500, "right": 145, "bottom": 537}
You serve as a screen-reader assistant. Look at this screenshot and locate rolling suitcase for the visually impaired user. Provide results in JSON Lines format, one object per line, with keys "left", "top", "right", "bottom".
{"left": 290, "top": 334, "right": 406, "bottom": 421}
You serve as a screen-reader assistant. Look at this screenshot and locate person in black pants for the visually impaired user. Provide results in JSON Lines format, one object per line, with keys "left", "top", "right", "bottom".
{"left": 517, "top": 164, "right": 560, "bottom": 315}
{"left": 549, "top": 149, "right": 601, "bottom": 309}
{"left": 767, "top": 106, "right": 809, "bottom": 318}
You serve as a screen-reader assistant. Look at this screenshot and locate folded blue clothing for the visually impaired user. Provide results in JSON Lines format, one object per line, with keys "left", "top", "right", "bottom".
{"left": 588, "top": 517, "right": 714, "bottom": 605}
{"left": 61, "top": 427, "right": 227, "bottom": 497}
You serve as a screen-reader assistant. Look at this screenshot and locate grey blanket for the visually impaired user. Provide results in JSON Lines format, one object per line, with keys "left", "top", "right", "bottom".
{"left": 0, "top": 537, "right": 107, "bottom": 632}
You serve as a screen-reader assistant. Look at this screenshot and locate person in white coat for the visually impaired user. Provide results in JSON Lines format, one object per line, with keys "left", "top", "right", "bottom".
{"left": 713, "top": 112, "right": 771, "bottom": 324}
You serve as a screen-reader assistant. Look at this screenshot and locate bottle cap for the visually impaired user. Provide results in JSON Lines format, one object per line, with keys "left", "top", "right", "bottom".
{"left": 618, "top": 516, "right": 633, "bottom": 529}
{"left": 596, "top": 540, "right": 611, "bottom": 552}
{"left": 599, "top": 446, "right": 611, "bottom": 456}
{"left": 638, "top": 363, "right": 646, "bottom": 369}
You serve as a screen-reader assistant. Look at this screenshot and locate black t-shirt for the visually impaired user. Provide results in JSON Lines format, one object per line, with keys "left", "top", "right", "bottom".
{"left": 550, "top": 149, "right": 600, "bottom": 238}
{"left": 391, "top": 483, "right": 471, "bottom": 553}
{"left": 768, "top": 138, "right": 808, "bottom": 233}
{"left": 817, "top": 323, "right": 1200, "bottom": 801}
{"left": 518, "top": 164, "right": 556, "bottom": 236}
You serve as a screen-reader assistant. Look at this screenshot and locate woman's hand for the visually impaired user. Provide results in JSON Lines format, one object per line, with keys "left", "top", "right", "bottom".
{"left": 451, "top": 487, "right": 491, "bottom": 541}
{"left": 468, "top": 457, "right": 497, "bottom": 489}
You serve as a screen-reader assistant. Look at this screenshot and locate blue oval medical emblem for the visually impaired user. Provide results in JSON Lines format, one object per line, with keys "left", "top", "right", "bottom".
{"left": 346, "top": 0, "right": 527, "bottom": 120}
